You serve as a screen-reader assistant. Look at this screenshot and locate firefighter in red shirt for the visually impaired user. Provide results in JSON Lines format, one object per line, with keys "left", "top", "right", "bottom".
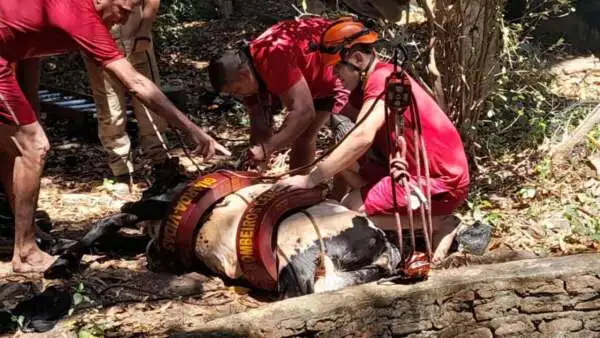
{"left": 208, "top": 18, "right": 350, "bottom": 171}
{"left": 0, "top": 0, "right": 230, "bottom": 273}
{"left": 282, "top": 18, "right": 471, "bottom": 262}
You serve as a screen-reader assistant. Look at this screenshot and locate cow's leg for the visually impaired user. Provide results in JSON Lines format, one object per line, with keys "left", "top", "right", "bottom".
{"left": 44, "top": 213, "right": 139, "bottom": 279}
{"left": 314, "top": 240, "right": 402, "bottom": 294}
{"left": 45, "top": 186, "right": 179, "bottom": 279}
{"left": 120, "top": 199, "right": 172, "bottom": 221}
{"left": 342, "top": 185, "right": 463, "bottom": 262}
{"left": 314, "top": 266, "right": 387, "bottom": 293}
{"left": 121, "top": 181, "right": 187, "bottom": 220}
{"left": 369, "top": 214, "right": 461, "bottom": 263}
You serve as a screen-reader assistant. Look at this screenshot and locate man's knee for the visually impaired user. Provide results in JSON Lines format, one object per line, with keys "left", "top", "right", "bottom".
{"left": 15, "top": 123, "right": 50, "bottom": 162}
{"left": 294, "top": 117, "right": 326, "bottom": 149}
{"left": 341, "top": 188, "right": 365, "bottom": 212}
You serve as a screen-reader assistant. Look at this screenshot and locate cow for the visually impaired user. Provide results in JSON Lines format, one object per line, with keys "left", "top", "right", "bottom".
{"left": 45, "top": 172, "right": 403, "bottom": 298}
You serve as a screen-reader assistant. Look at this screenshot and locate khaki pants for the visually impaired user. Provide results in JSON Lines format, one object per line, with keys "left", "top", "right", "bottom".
{"left": 83, "top": 43, "right": 169, "bottom": 177}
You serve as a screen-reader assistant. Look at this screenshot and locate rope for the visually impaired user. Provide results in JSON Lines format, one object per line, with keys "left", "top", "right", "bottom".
{"left": 300, "top": 210, "right": 327, "bottom": 262}
{"left": 141, "top": 49, "right": 172, "bottom": 160}
{"left": 300, "top": 210, "right": 329, "bottom": 284}
{"left": 382, "top": 46, "right": 435, "bottom": 273}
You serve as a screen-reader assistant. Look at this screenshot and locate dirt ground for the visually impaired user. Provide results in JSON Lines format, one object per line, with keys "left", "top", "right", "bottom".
{"left": 2, "top": 2, "right": 600, "bottom": 337}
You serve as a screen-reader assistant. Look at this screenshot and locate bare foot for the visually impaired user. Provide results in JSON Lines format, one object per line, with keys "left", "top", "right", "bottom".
{"left": 432, "top": 226, "right": 458, "bottom": 264}
{"left": 12, "top": 247, "right": 55, "bottom": 273}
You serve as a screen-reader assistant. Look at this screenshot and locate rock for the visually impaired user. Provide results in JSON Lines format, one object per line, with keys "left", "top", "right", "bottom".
{"left": 432, "top": 309, "right": 474, "bottom": 329}
{"left": 494, "top": 319, "right": 535, "bottom": 336}
{"left": 453, "top": 290, "right": 476, "bottom": 302}
{"left": 568, "top": 330, "right": 600, "bottom": 338}
{"left": 390, "top": 320, "right": 432, "bottom": 335}
{"left": 520, "top": 296, "right": 565, "bottom": 313}
{"left": 172, "top": 254, "right": 600, "bottom": 337}
{"left": 514, "top": 279, "right": 566, "bottom": 296}
{"left": 574, "top": 298, "right": 600, "bottom": 310}
{"left": 565, "top": 275, "right": 600, "bottom": 293}
{"left": 585, "top": 315, "right": 600, "bottom": 330}
{"left": 538, "top": 318, "right": 584, "bottom": 333}
{"left": 474, "top": 292, "right": 520, "bottom": 321}
{"left": 438, "top": 326, "right": 493, "bottom": 338}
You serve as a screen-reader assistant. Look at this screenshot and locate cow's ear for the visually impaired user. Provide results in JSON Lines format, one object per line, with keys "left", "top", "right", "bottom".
{"left": 351, "top": 215, "right": 370, "bottom": 228}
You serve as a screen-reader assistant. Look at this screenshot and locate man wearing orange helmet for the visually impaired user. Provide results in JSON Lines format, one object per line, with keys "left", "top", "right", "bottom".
{"left": 281, "top": 18, "right": 470, "bottom": 262}
{"left": 208, "top": 18, "right": 350, "bottom": 171}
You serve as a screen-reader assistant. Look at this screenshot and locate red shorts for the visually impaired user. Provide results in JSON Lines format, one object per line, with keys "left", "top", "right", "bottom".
{"left": 0, "top": 57, "right": 37, "bottom": 126}
{"left": 359, "top": 160, "right": 468, "bottom": 216}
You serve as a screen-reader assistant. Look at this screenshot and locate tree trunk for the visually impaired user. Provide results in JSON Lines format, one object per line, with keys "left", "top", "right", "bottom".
{"left": 432, "top": 0, "right": 503, "bottom": 126}
{"left": 550, "top": 103, "right": 600, "bottom": 164}
{"left": 215, "top": 0, "right": 234, "bottom": 19}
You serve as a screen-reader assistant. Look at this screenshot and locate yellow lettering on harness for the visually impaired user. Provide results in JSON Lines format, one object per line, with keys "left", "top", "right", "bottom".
{"left": 239, "top": 238, "right": 252, "bottom": 246}
{"left": 239, "top": 244, "right": 254, "bottom": 257}
{"left": 178, "top": 192, "right": 194, "bottom": 205}
{"left": 163, "top": 218, "right": 178, "bottom": 250}
{"left": 239, "top": 230, "right": 253, "bottom": 238}
{"left": 168, "top": 214, "right": 182, "bottom": 224}
{"left": 194, "top": 177, "right": 217, "bottom": 188}
{"left": 242, "top": 219, "right": 255, "bottom": 228}
{"left": 244, "top": 213, "right": 258, "bottom": 221}
{"left": 159, "top": 175, "right": 226, "bottom": 253}
{"left": 174, "top": 199, "right": 188, "bottom": 212}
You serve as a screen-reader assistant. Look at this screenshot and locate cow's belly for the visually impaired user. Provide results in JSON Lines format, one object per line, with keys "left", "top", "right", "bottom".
{"left": 275, "top": 201, "right": 367, "bottom": 270}
{"left": 191, "top": 182, "right": 365, "bottom": 280}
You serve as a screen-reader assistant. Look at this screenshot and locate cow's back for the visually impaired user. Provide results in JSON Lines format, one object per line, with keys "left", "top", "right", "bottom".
{"left": 194, "top": 183, "right": 272, "bottom": 279}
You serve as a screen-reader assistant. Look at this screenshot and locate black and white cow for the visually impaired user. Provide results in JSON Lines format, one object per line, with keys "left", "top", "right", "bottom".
{"left": 46, "top": 178, "right": 402, "bottom": 298}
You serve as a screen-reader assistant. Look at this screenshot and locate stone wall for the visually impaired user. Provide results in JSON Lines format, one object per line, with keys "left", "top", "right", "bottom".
{"left": 173, "top": 253, "right": 600, "bottom": 337}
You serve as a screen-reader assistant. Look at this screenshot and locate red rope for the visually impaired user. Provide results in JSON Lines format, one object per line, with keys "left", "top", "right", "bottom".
{"left": 384, "top": 67, "right": 435, "bottom": 280}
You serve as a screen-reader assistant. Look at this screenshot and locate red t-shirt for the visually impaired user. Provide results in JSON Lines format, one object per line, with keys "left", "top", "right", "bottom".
{"left": 0, "top": 0, "right": 123, "bottom": 66}
{"left": 249, "top": 17, "right": 346, "bottom": 100}
{"left": 350, "top": 62, "right": 470, "bottom": 195}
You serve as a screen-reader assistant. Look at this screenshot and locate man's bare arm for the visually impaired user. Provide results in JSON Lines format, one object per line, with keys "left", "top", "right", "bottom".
{"left": 105, "top": 58, "right": 230, "bottom": 157}
{"left": 248, "top": 101, "right": 273, "bottom": 145}
{"left": 262, "top": 76, "right": 314, "bottom": 154}
{"left": 311, "top": 99, "right": 385, "bottom": 182}
{"left": 138, "top": 0, "right": 160, "bottom": 35}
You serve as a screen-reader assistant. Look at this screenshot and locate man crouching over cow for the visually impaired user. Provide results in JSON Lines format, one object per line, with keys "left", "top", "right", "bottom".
{"left": 208, "top": 17, "right": 350, "bottom": 171}
{"left": 281, "top": 18, "right": 471, "bottom": 263}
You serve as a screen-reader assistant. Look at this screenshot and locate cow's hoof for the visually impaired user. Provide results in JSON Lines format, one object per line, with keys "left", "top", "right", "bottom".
{"left": 43, "top": 253, "right": 83, "bottom": 279}
{"left": 11, "top": 285, "right": 72, "bottom": 333}
{"left": 35, "top": 210, "right": 53, "bottom": 233}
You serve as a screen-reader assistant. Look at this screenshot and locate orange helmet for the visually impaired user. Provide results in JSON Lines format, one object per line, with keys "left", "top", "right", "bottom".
{"left": 319, "top": 17, "right": 379, "bottom": 67}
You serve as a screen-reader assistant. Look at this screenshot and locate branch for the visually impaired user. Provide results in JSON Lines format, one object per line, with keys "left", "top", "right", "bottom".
{"left": 549, "top": 103, "right": 600, "bottom": 163}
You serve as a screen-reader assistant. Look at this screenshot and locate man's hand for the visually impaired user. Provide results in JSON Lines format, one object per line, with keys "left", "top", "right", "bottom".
{"left": 279, "top": 165, "right": 323, "bottom": 189}
{"left": 185, "top": 125, "right": 231, "bottom": 159}
{"left": 105, "top": 58, "right": 231, "bottom": 161}
{"left": 242, "top": 143, "right": 268, "bottom": 171}
{"left": 278, "top": 174, "right": 315, "bottom": 189}
{"left": 248, "top": 143, "right": 267, "bottom": 163}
